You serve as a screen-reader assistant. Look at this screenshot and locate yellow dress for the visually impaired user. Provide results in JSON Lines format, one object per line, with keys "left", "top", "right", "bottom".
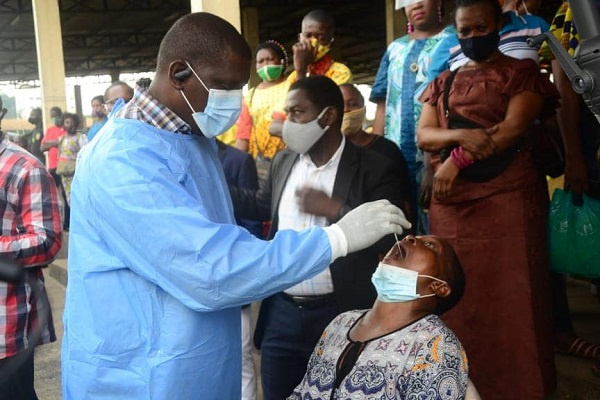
{"left": 244, "top": 81, "right": 290, "bottom": 160}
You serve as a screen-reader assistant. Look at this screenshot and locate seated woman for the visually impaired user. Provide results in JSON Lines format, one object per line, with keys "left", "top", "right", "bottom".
{"left": 288, "top": 235, "right": 471, "bottom": 399}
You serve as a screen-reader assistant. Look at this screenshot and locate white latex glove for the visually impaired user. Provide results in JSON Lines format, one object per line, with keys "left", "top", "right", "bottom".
{"left": 334, "top": 199, "right": 411, "bottom": 254}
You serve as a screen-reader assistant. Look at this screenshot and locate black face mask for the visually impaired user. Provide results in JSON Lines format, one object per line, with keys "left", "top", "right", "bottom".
{"left": 458, "top": 31, "right": 500, "bottom": 62}
{"left": 28, "top": 117, "right": 40, "bottom": 125}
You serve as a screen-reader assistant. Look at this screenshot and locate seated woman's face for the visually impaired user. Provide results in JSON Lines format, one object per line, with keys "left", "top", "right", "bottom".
{"left": 455, "top": 3, "right": 501, "bottom": 40}
{"left": 383, "top": 235, "right": 447, "bottom": 278}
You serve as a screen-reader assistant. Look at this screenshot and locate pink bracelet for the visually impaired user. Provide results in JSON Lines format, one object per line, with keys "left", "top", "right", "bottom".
{"left": 450, "top": 147, "right": 474, "bottom": 169}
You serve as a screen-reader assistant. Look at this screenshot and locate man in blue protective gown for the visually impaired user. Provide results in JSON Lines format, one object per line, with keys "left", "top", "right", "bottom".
{"left": 61, "top": 12, "right": 410, "bottom": 400}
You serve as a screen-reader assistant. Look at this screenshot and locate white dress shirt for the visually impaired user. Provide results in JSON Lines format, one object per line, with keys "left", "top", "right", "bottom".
{"left": 279, "top": 137, "right": 346, "bottom": 296}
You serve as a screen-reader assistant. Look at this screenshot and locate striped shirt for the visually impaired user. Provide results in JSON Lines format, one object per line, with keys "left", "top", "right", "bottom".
{"left": 0, "top": 133, "right": 61, "bottom": 358}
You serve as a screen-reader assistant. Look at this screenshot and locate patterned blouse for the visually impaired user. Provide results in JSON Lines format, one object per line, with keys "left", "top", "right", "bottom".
{"left": 289, "top": 311, "right": 468, "bottom": 400}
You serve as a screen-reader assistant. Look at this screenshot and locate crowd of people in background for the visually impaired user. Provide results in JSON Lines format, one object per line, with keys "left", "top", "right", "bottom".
{"left": 2, "top": 0, "right": 600, "bottom": 399}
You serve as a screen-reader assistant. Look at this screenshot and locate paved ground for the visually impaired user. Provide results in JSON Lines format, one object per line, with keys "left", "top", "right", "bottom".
{"left": 34, "top": 259, "right": 600, "bottom": 399}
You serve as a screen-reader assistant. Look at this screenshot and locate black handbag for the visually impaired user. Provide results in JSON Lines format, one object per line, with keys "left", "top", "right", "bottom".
{"left": 440, "top": 68, "right": 520, "bottom": 182}
{"left": 529, "top": 116, "right": 565, "bottom": 178}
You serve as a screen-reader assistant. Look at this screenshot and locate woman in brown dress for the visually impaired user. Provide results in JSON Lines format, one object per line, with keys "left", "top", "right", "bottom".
{"left": 417, "top": 0, "right": 558, "bottom": 398}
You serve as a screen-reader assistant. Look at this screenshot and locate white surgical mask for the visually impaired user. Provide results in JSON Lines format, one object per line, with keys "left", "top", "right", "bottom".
{"left": 282, "top": 107, "right": 330, "bottom": 154}
{"left": 180, "top": 61, "right": 242, "bottom": 138}
{"left": 371, "top": 262, "right": 448, "bottom": 303}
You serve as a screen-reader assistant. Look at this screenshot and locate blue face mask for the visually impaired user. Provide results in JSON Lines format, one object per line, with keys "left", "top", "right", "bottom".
{"left": 371, "top": 262, "right": 448, "bottom": 303}
{"left": 180, "top": 61, "right": 243, "bottom": 138}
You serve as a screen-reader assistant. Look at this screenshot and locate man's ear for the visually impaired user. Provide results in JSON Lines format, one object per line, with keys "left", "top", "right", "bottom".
{"left": 169, "top": 61, "right": 192, "bottom": 89}
{"left": 321, "top": 106, "right": 338, "bottom": 127}
{"left": 430, "top": 281, "right": 451, "bottom": 299}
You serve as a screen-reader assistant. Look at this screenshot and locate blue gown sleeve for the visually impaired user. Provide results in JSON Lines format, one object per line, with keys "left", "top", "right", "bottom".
{"left": 86, "top": 136, "right": 332, "bottom": 311}
{"left": 369, "top": 49, "right": 391, "bottom": 103}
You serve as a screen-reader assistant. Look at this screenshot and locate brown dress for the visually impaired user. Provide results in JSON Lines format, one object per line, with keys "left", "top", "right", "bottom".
{"left": 420, "top": 59, "right": 559, "bottom": 400}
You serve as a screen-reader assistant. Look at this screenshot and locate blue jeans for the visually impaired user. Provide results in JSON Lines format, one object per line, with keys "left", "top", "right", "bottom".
{"left": 258, "top": 293, "right": 339, "bottom": 400}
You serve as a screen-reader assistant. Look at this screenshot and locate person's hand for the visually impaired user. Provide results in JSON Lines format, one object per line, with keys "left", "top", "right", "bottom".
{"left": 292, "top": 38, "right": 315, "bottom": 75}
{"left": 433, "top": 158, "right": 460, "bottom": 201}
{"left": 296, "top": 186, "right": 343, "bottom": 221}
{"left": 268, "top": 119, "right": 284, "bottom": 138}
{"left": 459, "top": 125, "right": 498, "bottom": 160}
{"left": 419, "top": 167, "right": 433, "bottom": 210}
{"left": 334, "top": 200, "right": 411, "bottom": 253}
{"left": 564, "top": 155, "right": 589, "bottom": 195}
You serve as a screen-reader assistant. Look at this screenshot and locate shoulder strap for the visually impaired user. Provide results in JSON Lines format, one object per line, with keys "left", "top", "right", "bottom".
{"left": 443, "top": 67, "right": 461, "bottom": 119}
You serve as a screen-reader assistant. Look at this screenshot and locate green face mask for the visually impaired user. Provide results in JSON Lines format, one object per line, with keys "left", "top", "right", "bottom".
{"left": 257, "top": 64, "right": 284, "bottom": 82}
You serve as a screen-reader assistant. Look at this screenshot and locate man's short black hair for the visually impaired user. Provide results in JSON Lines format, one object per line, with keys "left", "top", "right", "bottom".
{"left": 156, "top": 12, "right": 251, "bottom": 73}
{"left": 50, "top": 107, "right": 62, "bottom": 117}
{"left": 303, "top": 9, "right": 335, "bottom": 30}
{"left": 339, "top": 83, "right": 365, "bottom": 107}
{"left": 435, "top": 245, "right": 466, "bottom": 315}
{"left": 289, "top": 76, "right": 344, "bottom": 124}
{"left": 31, "top": 107, "right": 42, "bottom": 115}
{"left": 104, "top": 82, "right": 133, "bottom": 100}
{"left": 92, "top": 95, "right": 104, "bottom": 104}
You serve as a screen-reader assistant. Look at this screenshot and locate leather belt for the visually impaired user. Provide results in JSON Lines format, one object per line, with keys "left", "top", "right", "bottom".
{"left": 280, "top": 292, "right": 335, "bottom": 309}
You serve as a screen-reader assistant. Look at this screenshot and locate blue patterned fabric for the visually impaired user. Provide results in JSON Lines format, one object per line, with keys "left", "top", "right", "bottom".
{"left": 289, "top": 311, "right": 468, "bottom": 399}
{"left": 370, "top": 27, "right": 453, "bottom": 182}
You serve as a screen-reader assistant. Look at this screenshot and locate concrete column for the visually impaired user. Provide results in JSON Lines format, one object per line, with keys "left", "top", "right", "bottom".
{"left": 32, "top": 0, "right": 67, "bottom": 127}
{"left": 190, "top": 0, "right": 241, "bottom": 32}
{"left": 242, "top": 7, "right": 260, "bottom": 87}
{"left": 386, "top": 0, "right": 409, "bottom": 44}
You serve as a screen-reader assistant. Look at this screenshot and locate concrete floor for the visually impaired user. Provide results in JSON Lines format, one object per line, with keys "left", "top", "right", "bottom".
{"left": 33, "top": 259, "right": 600, "bottom": 400}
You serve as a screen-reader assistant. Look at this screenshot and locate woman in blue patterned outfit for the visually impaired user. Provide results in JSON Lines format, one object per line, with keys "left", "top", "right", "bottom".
{"left": 370, "top": 0, "right": 453, "bottom": 234}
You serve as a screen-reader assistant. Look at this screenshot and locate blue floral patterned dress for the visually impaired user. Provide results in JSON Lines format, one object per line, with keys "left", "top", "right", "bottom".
{"left": 370, "top": 27, "right": 454, "bottom": 233}
{"left": 288, "top": 311, "right": 468, "bottom": 399}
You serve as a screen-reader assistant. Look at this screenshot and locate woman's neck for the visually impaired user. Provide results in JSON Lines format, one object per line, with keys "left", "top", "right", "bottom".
{"left": 350, "top": 301, "right": 431, "bottom": 342}
{"left": 410, "top": 23, "right": 444, "bottom": 40}
{"left": 466, "top": 51, "right": 507, "bottom": 68}
{"left": 257, "top": 76, "right": 285, "bottom": 89}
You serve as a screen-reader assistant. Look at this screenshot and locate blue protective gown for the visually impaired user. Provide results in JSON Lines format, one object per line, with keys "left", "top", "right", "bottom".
{"left": 61, "top": 117, "right": 332, "bottom": 399}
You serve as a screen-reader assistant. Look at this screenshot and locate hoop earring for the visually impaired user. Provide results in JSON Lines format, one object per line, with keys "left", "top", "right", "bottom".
{"left": 438, "top": 7, "right": 443, "bottom": 23}
{"left": 407, "top": 22, "right": 414, "bottom": 34}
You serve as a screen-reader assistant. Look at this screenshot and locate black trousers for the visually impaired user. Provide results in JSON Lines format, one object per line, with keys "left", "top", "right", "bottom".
{"left": 0, "top": 350, "right": 38, "bottom": 400}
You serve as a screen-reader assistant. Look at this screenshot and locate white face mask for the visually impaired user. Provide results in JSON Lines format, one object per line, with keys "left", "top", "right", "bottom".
{"left": 180, "top": 61, "right": 242, "bottom": 138}
{"left": 371, "top": 262, "right": 448, "bottom": 303}
{"left": 281, "top": 108, "right": 330, "bottom": 154}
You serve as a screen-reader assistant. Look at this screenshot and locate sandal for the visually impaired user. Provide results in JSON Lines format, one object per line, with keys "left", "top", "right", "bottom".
{"left": 557, "top": 337, "right": 600, "bottom": 360}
